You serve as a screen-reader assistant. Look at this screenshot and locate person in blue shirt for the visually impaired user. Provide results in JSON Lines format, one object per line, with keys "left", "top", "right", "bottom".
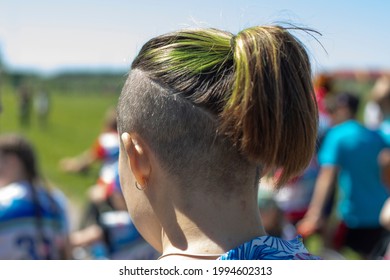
{"left": 0, "top": 134, "right": 70, "bottom": 259}
{"left": 116, "top": 25, "right": 321, "bottom": 260}
{"left": 298, "top": 92, "right": 390, "bottom": 259}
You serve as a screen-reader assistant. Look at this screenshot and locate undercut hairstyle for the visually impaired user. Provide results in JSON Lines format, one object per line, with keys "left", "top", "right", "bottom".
{"left": 118, "top": 25, "right": 318, "bottom": 189}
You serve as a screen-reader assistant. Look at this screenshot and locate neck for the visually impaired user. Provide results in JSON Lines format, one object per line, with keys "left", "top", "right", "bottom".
{"left": 159, "top": 190, "right": 266, "bottom": 259}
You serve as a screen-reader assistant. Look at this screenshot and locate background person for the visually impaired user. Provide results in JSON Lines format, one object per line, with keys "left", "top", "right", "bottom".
{"left": 297, "top": 92, "right": 390, "bottom": 259}
{"left": 60, "top": 107, "right": 120, "bottom": 227}
{"left": 257, "top": 188, "right": 297, "bottom": 240}
{"left": 18, "top": 82, "right": 33, "bottom": 127}
{"left": 70, "top": 170, "right": 159, "bottom": 260}
{"left": 60, "top": 107, "right": 158, "bottom": 259}
{"left": 0, "top": 134, "right": 70, "bottom": 259}
{"left": 34, "top": 87, "right": 51, "bottom": 128}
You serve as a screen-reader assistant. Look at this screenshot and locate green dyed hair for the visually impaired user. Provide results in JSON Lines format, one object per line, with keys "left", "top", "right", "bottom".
{"left": 118, "top": 25, "right": 318, "bottom": 187}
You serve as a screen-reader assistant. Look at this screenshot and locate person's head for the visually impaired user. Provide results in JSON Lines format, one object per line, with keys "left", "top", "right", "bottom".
{"left": 326, "top": 92, "right": 360, "bottom": 125}
{"left": 117, "top": 25, "right": 318, "bottom": 251}
{"left": 0, "top": 134, "right": 39, "bottom": 186}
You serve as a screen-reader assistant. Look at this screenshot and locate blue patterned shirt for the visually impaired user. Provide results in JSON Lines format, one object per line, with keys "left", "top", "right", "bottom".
{"left": 218, "top": 235, "right": 320, "bottom": 260}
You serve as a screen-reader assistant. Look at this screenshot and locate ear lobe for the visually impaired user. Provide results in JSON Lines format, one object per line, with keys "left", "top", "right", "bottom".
{"left": 121, "top": 132, "right": 151, "bottom": 187}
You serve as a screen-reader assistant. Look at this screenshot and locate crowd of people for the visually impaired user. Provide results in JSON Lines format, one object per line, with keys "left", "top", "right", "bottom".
{"left": 16, "top": 83, "right": 50, "bottom": 128}
{"left": 0, "top": 24, "right": 389, "bottom": 260}
{"left": 262, "top": 74, "right": 390, "bottom": 259}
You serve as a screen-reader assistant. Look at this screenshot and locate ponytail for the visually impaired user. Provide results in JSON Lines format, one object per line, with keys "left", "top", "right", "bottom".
{"left": 221, "top": 26, "right": 318, "bottom": 186}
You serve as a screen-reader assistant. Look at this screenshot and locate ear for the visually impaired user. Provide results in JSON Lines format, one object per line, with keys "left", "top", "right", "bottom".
{"left": 121, "top": 132, "right": 151, "bottom": 188}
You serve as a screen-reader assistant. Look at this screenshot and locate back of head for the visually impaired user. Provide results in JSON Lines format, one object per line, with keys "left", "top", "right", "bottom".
{"left": 0, "top": 134, "right": 38, "bottom": 182}
{"left": 327, "top": 92, "right": 360, "bottom": 117}
{"left": 118, "top": 25, "right": 318, "bottom": 189}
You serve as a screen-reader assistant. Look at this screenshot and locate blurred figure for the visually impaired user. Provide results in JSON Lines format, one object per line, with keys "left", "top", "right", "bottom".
{"left": 60, "top": 106, "right": 118, "bottom": 241}
{"left": 0, "top": 134, "right": 70, "bottom": 259}
{"left": 60, "top": 106, "right": 118, "bottom": 176}
{"left": 363, "top": 76, "right": 390, "bottom": 129}
{"left": 60, "top": 106, "right": 119, "bottom": 229}
{"left": 364, "top": 101, "right": 382, "bottom": 129}
{"left": 297, "top": 92, "right": 390, "bottom": 259}
{"left": 371, "top": 75, "right": 390, "bottom": 139}
{"left": 369, "top": 75, "right": 390, "bottom": 259}
{"left": 376, "top": 198, "right": 390, "bottom": 259}
{"left": 258, "top": 188, "right": 296, "bottom": 240}
{"left": 60, "top": 107, "right": 119, "bottom": 211}
{"left": 34, "top": 88, "right": 50, "bottom": 128}
{"left": 18, "top": 83, "right": 33, "bottom": 127}
{"left": 273, "top": 158, "right": 321, "bottom": 226}
{"left": 373, "top": 76, "right": 390, "bottom": 185}
{"left": 61, "top": 107, "right": 157, "bottom": 259}
{"left": 273, "top": 74, "right": 334, "bottom": 226}
{"left": 313, "top": 73, "right": 333, "bottom": 139}
{"left": 70, "top": 171, "right": 159, "bottom": 260}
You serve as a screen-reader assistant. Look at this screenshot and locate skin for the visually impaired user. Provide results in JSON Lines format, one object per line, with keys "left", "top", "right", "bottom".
{"left": 0, "top": 154, "right": 26, "bottom": 187}
{"left": 296, "top": 166, "right": 338, "bottom": 237}
{"left": 119, "top": 132, "right": 266, "bottom": 259}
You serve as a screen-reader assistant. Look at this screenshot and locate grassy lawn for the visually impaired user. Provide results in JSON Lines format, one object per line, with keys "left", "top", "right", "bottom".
{"left": 0, "top": 84, "right": 119, "bottom": 208}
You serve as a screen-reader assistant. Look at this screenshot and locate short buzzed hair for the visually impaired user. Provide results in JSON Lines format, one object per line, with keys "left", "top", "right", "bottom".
{"left": 118, "top": 69, "right": 253, "bottom": 192}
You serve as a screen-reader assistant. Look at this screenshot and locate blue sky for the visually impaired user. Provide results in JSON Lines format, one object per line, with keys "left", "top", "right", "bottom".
{"left": 0, "top": 0, "right": 389, "bottom": 74}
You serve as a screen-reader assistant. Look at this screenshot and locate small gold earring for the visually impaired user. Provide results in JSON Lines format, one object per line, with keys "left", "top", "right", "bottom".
{"left": 135, "top": 180, "right": 146, "bottom": 191}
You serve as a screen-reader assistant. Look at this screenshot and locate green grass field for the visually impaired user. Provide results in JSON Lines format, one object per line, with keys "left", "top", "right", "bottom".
{"left": 0, "top": 84, "right": 119, "bottom": 208}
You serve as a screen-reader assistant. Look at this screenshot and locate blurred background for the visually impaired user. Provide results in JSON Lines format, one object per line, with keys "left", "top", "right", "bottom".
{"left": 0, "top": 0, "right": 389, "bottom": 260}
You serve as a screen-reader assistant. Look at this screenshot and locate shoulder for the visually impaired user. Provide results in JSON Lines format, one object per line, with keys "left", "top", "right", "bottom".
{"left": 0, "top": 181, "right": 30, "bottom": 207}
{"left": 322, "top": 121, "right": 370, "bottom": 145}
{"left": 328, "top": 120, "right": 358, "bottom": 135}
{"left": 0, "top": 182, "right": 35, "bottom": 222}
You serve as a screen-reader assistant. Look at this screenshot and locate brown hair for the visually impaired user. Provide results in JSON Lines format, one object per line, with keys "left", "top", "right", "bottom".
{"left": 0, "top": 133, "right": 39, "bottom": 182}
{"left": 118, "top": 25, "right": 318, "bottom": 188}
